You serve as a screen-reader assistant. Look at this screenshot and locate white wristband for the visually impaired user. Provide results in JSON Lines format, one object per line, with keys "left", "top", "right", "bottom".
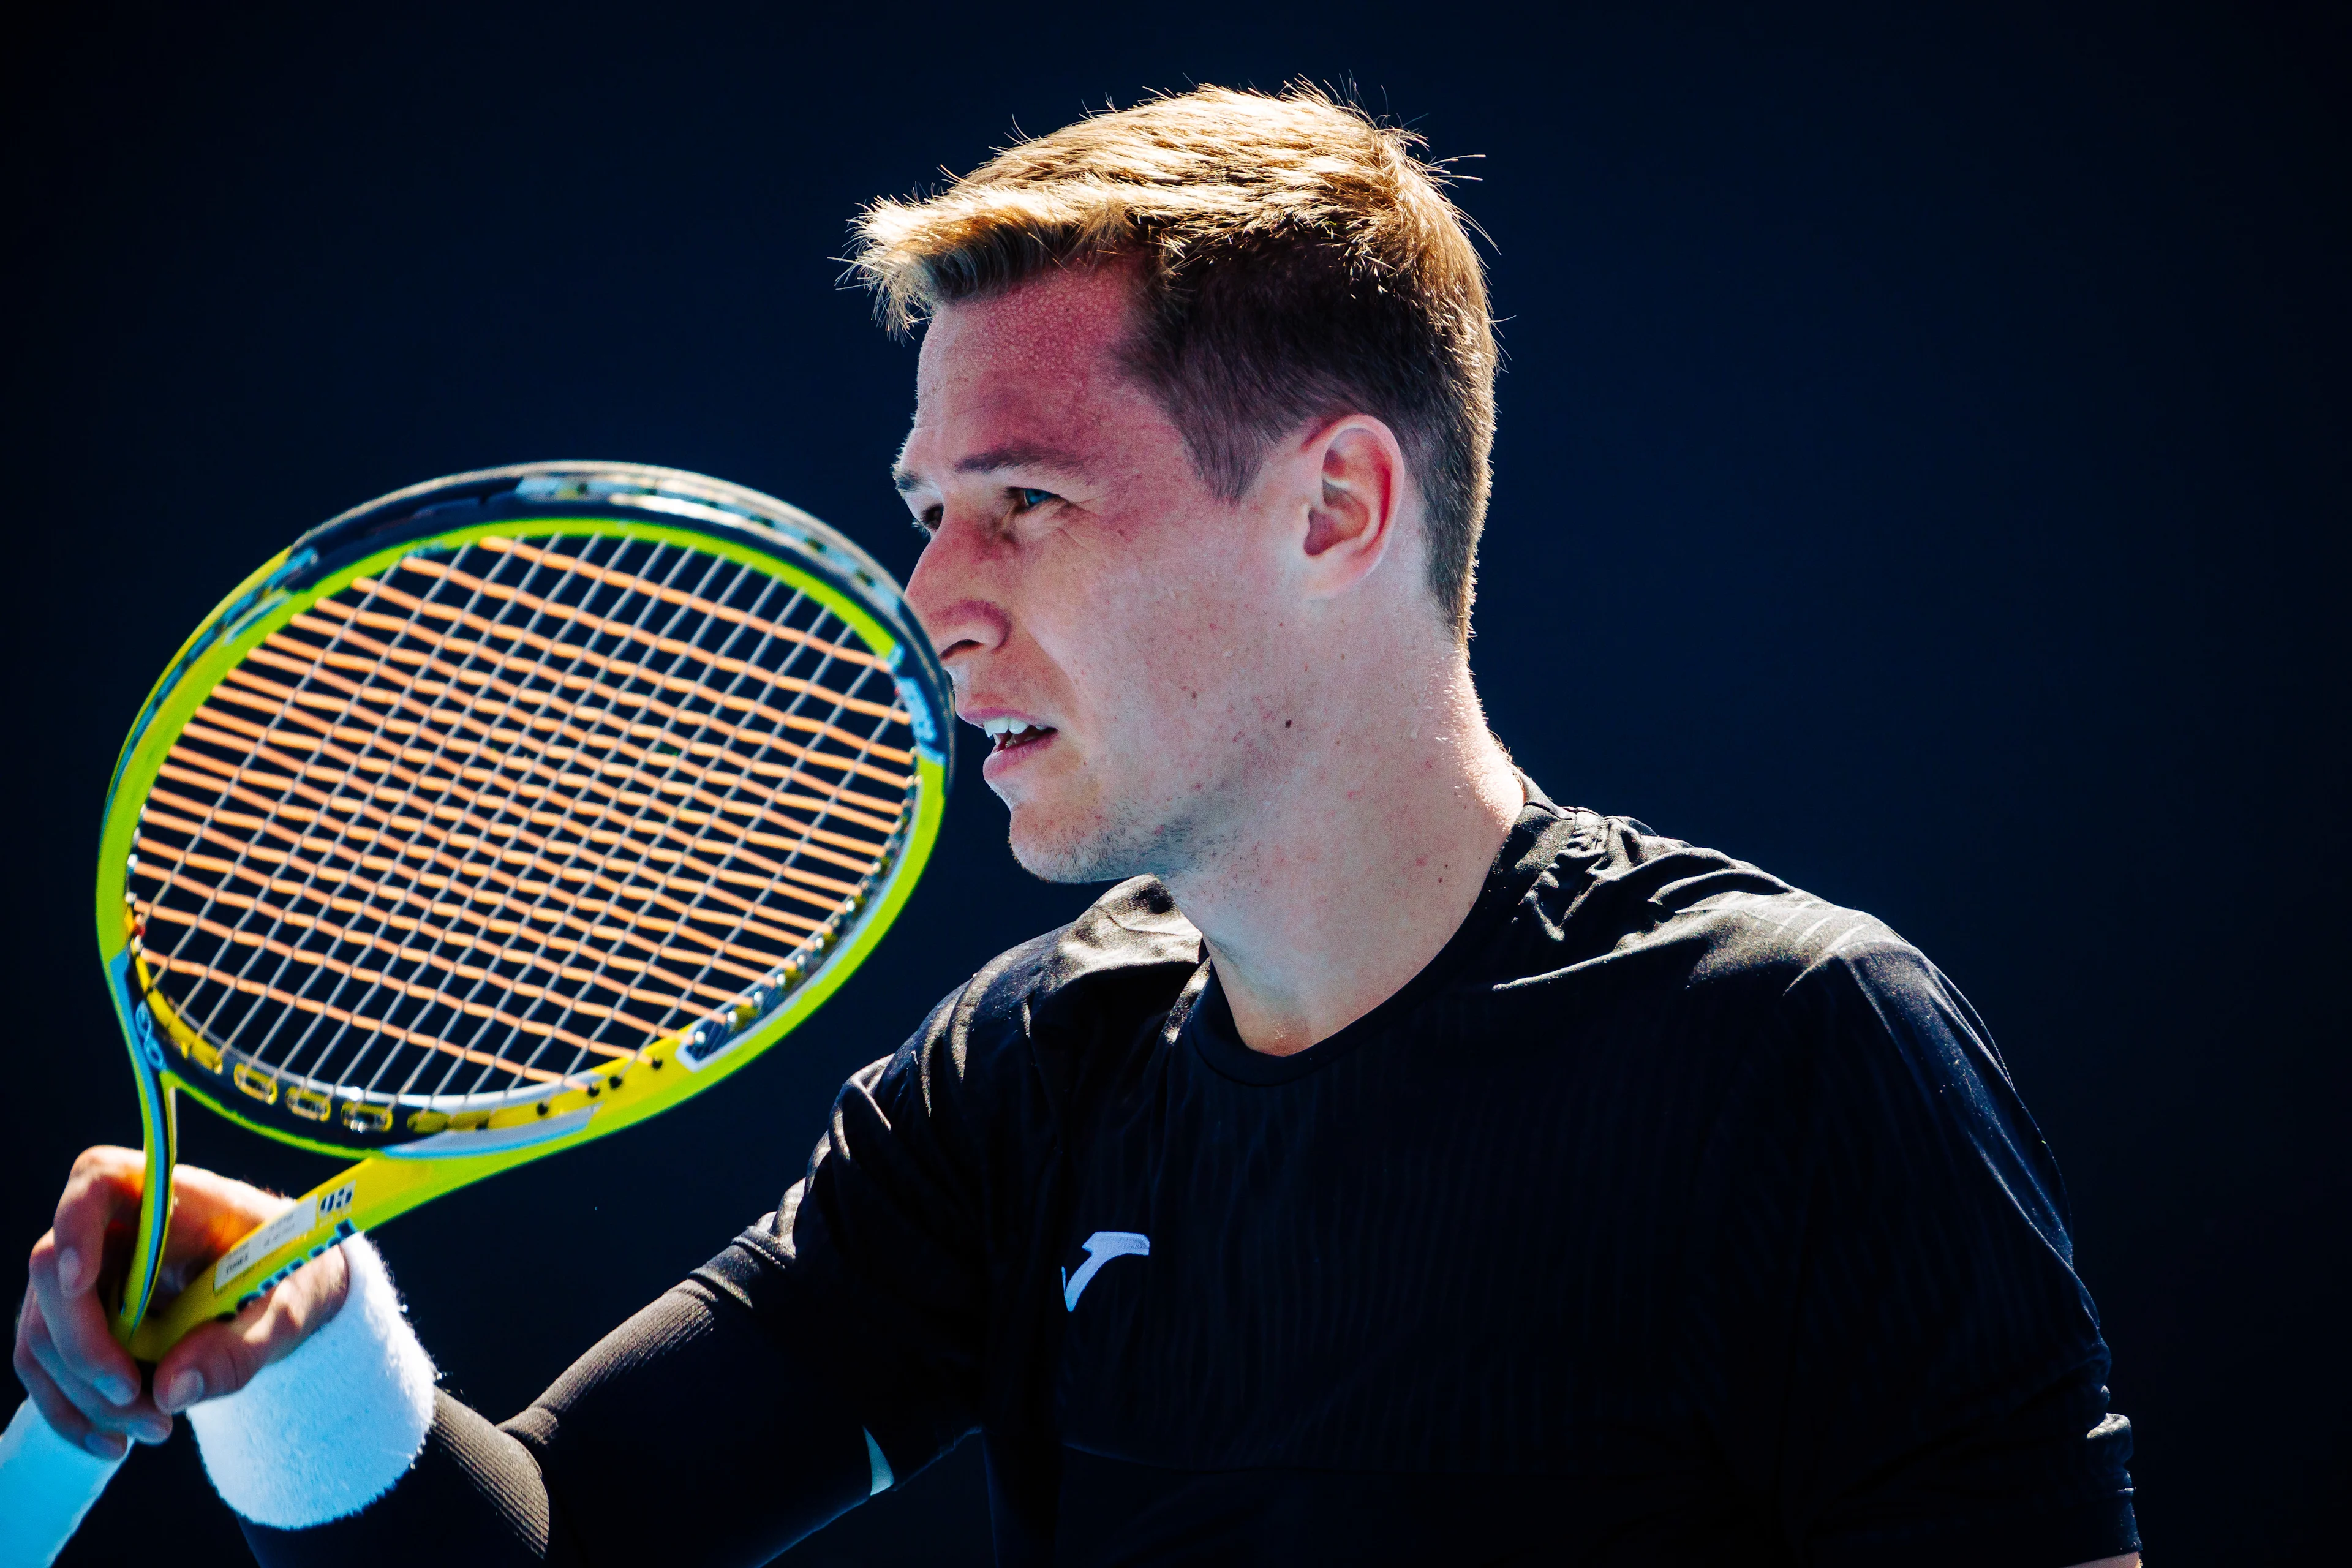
{"left": 187, "top": 1235, "right": 437, "bottom": 1529}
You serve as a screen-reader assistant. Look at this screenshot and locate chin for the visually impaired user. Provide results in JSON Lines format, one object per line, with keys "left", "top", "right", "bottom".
{"left": 1005, "top": 796, "right": 1178, "bottom": 885}
{"left": 1006, "top": 818, "right": 1128, "bottom": 884}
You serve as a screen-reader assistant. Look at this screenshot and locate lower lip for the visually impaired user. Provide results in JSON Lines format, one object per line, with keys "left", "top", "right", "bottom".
{"left": 980, "top": 729, "right": 1057, "bottom": 781}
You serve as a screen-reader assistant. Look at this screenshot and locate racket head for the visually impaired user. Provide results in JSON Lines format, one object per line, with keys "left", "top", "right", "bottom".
{"left": 96, "top": 463, "right": 951, "bottom": 1177}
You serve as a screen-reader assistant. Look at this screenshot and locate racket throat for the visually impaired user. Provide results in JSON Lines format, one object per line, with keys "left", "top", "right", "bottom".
{"left": 113, "top": 1079, "right": 178, "bottom": 1348}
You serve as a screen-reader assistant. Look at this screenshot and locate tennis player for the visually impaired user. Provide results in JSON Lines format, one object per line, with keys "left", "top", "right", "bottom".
{"left": 17, "top": 86, "right": 2142, "bottom": 1565}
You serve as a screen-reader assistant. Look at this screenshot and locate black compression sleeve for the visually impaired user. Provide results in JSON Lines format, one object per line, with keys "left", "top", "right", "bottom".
{"left": 241, "top": 1394, "right": 551, "bottom": 1567}
{"left": 239, "top": 1233, "right": 873, "bottom": 1567}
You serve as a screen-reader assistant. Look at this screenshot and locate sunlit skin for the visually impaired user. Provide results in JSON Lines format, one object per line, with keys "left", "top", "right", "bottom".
{"left": 5, "top": 263, "right": 2144, "bottom": 1565}
{"left": 13, "top": 1147, "right": 347, "bottom": 1457}
{"left": 893, "top": 259, "right": 1524, "bottom": 1057}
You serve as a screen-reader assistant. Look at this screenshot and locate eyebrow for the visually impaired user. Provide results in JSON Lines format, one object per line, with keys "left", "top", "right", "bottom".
{"left": 891, "top": 442, "right": 1093, "bottom": 494}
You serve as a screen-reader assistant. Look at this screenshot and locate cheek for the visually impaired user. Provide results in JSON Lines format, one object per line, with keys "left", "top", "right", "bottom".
{"left": 1025, "top": 480, "right": 1272, "bottom": 737}
{"left": 1098, "top": 549, "right": 1265, "bottom": 741}
{"left": 1031, "top": 557, "right": 1164, "bottom": 712}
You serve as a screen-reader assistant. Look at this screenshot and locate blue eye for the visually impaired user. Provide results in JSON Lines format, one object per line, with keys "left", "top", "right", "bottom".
{"left": 1014, "top": 488, "right": 1055, "bottom": 510}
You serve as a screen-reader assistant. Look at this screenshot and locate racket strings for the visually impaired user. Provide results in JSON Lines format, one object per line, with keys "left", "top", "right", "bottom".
{"left": 267, "top": 538, "right": 892, "bottom": 1081}
{"left": 165, "top": 533, "right": 703, "bottom": 1090}
{"left": 140, "top": 552, "right": 752, "bottom": 1090}
{"left": 200, "top": 544, "right": 802, "bottom": 1035}
{"left": 128, "top": 535, "right": 918, "bottom": 1115}
{"left": 149, "top": 543, "right": 898, "bottom": 1104}
{"left": 150, "top": 560, "right": 480, "bottom": 1079}
{"left": 140, "top": 535, "right": 710, "bottom": 1093}
{"left": 331, "top": 537, "right": 793, "bottom": 1094}
{"left": 356, "top": 539, "right": 771, "bottom": 1092}
{"left": 374, "top": 544, "right": 891, "bottom": 1086}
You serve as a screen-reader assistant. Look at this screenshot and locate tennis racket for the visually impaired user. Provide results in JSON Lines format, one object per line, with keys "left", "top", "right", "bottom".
{"left": 0, "top": 462, "right": 951, "bottom": 1564}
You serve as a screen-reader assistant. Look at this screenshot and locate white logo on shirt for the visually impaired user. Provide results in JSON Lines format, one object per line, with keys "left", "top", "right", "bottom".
{"left": 1061, "top": 1231, "right": 1150, "bottom": 1311}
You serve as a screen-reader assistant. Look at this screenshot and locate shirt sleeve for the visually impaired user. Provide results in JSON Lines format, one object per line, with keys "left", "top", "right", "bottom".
{"left": 238, "top": 980, "right": 1012, "bottom": 1566}
{"left": 1690, "top": 938, "right": 2139, "bottom": 1567}
{"left": 761, "top": 989, "right": 998, "bottom": 1475}
{"left": 238, "top": 1232, "right": 878, "bottom": 1567}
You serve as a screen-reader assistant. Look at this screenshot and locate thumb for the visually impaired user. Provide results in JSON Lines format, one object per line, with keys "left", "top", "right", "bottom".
{"left": 151, "top": 1244, "right": 352, "bottom": 1414}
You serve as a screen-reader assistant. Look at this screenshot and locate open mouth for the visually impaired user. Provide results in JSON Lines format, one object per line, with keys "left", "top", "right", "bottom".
{"left": 981, "top": 717, "right": 1057, "bottom": 754}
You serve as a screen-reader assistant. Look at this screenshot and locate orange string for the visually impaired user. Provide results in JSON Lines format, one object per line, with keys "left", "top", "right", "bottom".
{"left": 398, "top": 554, "right": 907, "bottom": 722}
{"left": 140, "top": 946, "right": 588, "bottom": 1085}
{"left": 474, "top": 534, "right": 884, "bottom": 669}
{"left": 134, "top": 536, "right": 914, "bottom": 1100}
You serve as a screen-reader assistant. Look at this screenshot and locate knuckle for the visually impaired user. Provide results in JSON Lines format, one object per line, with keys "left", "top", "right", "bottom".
{"left": 26, "top": 1242, "right": 60, "bottom": 1294}
{"left": 66, "top": 1146, "right": 121, "bottom": 1186}
{"left": 65, "top": 1145, "right": 134, "bottom": 1195}
{"left": 58, "top": 1324, "right": 107, "bottom": 1374}
{"left": 23, "top": 1329, "right": 67, "bottom": 1386}
{"left": 262, "top": 1293, "right": 309, "bottom": 1354}
{"left": 288, "top": 1256, "right": 347, "bottom": 1327}
{"left": 221, "top": 1335, "right": 264, "bottom": 1392}
{"left": 26, "top": 1384, "right": 86, "bottom": 1441}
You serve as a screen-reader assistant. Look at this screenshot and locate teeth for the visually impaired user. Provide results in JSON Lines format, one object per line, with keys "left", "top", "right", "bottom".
{"left": 980, "top": 717, "right": 1045, "bottom": 740}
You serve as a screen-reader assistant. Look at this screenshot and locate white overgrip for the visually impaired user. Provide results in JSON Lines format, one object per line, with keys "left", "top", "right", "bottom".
{"left": 0, "top": 1396, "right": 127, "bottom": 1567}
{"left": 187, "top": 1235, "right": 437, "bottom": 1529}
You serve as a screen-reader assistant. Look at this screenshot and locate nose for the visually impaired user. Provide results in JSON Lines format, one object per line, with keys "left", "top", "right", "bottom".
{"left": 903, "top": 511, "right": 1012, "bottom": 673}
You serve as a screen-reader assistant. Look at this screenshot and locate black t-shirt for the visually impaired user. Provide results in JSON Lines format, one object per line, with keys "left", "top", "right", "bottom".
{"left": 246, "top": 793, "right": 2138, "bottom": 1567}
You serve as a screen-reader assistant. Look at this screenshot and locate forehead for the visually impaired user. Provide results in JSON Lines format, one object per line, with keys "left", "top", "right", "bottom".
{"left": 900, "top": 264, "right": 1160, "bottom": 478}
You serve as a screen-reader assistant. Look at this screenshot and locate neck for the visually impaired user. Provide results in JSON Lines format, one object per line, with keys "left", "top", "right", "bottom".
{"left": 1159, "top": 652, "right": 1523, "bottom": 1057}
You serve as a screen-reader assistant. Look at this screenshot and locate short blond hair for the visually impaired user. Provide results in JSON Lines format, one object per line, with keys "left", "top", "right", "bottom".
{"left": 849, "top": 85, "right": 1498, "bottom": 639}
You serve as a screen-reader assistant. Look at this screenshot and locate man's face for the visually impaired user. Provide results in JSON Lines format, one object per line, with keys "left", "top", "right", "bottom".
{"left": 895, "top": 265, "right": 1293, "bottom": 881}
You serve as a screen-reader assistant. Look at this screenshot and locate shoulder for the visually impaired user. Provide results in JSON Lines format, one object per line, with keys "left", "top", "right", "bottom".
{"left": 1518, "top": 812, "right": 2073, "bottom": 1231}
{"left": 807, "top": 880, "right": 1207, "bottom": 1219}
{"left": 1538, "top": 812, "right": 2036, "bottom": 1160}
{"left": 946, "top": 875, "right": 1203, "bottom": 1041}
{"left": 1512, "top": 801, "right": 1997, "bottom": 1095}
{"left": 899, "top": 876, "right": 1206, "bottom": 1107}
{"left": 1518, "top": 802, "right": 1910, "bottom": 993}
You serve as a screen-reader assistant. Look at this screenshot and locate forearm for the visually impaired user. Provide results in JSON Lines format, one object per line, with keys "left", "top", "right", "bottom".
{"left": 241, "top": 1393, "right": 553, "bottom": 1567}
{"left": 204, "top": 1234, "right": 878, "bottom": 1566}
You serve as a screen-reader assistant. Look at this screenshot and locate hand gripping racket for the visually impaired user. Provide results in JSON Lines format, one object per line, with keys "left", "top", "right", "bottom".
{"left": 0, "top": 462, "right": 951, "bottom": 1563}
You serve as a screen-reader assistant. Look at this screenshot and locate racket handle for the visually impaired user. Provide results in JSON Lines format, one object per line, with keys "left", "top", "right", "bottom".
{"left": 0, "top": 1398, "right": 126, "bottom": 1566}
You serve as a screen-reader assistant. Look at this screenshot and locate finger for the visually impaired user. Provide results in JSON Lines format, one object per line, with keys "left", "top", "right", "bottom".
{"left": 153, "top": 1245, "right": 350, "bottom": 1415}
{"left": 156, "top": 1166, "right": 292, "bottom": 1278}
{"left": 11, "top": 1348, "right": 126, "bottom": 1460}
{"left": 26, "top": 1229, "right": 141, "bottom": 1412}
{"left": 47, "top": 1146, "right": 146, "bottom": 1300}
{"left": 17, "top": 1304, "right": 170, "bottom": 1444}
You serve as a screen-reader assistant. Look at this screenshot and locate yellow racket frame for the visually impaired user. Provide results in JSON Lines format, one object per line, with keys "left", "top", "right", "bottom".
{"left": 97, "top": 504, "right": 948, "bottom": 1361}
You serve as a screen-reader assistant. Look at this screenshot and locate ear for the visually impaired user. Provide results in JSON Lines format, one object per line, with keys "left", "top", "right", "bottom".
{"left": 1295, "top": 415, "right": 1409, "bottom": 600}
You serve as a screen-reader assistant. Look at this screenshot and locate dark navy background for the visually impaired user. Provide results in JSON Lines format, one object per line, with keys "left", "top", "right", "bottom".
{"left": 4, "top": 2, "right": 2342, "bottom": 1561}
